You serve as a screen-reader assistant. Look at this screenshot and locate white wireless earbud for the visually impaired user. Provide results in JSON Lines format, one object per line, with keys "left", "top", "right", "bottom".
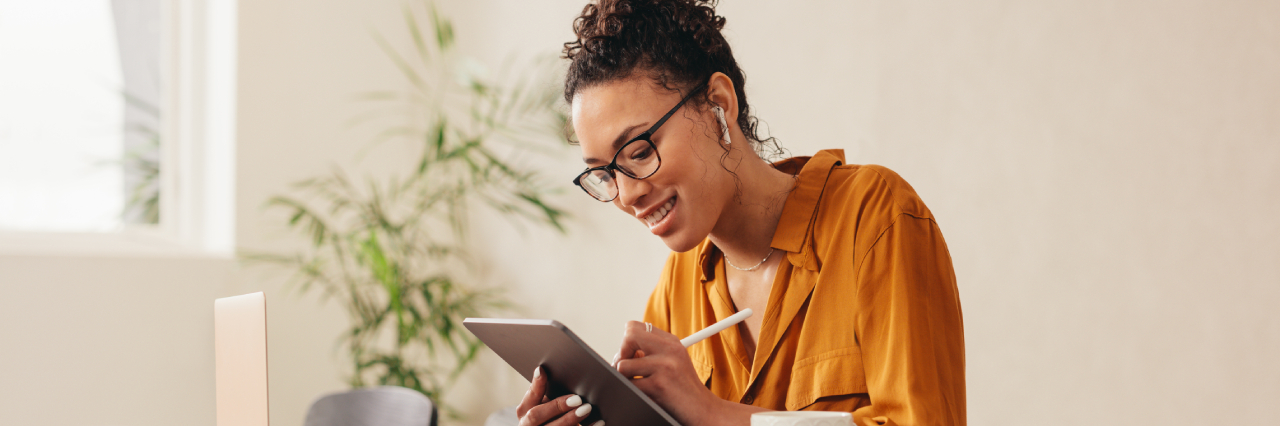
{"left": 712, "top": 106, "right": 731, "bottom": 145}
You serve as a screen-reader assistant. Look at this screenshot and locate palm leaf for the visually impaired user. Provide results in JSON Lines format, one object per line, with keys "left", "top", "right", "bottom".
{"left": 248, "top": 2, "right": 570, "bottom": 420}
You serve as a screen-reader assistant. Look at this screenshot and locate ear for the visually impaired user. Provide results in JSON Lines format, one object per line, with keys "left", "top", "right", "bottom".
{"left": 705, "top": 72, "right": 739, "bottom": 125}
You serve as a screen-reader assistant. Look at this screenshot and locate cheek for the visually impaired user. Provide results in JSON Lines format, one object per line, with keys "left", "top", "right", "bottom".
{"left": 643, "top": 130, "right": 732, "bottom": 198}
{"left": 679, "top": 149, "right": 734, "bottom": 195}
{"left": 652, "top": 144, "right": 727, "bottom": 196}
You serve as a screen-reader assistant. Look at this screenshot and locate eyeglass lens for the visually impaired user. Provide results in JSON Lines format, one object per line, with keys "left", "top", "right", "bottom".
{"left": 579, "top": 138, "right": 660, "bottom": 201}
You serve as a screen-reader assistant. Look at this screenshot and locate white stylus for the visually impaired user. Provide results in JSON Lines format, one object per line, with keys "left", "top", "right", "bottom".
{"left": 680, "top": 308, "right": 753, "bottom": 348}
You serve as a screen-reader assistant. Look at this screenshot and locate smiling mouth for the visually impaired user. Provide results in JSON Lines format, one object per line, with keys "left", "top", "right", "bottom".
{"left": 643, "top": 196, "right": 677, "bottom": 227}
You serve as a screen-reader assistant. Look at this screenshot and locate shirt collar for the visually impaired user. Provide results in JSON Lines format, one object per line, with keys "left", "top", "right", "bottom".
{"left": 696, "top": 149, "right": 846, "bottom": 281}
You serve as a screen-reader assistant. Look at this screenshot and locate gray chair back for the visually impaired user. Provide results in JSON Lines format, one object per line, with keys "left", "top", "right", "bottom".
{"left": 303, "top": 386, "right": 437, "bottom": 426}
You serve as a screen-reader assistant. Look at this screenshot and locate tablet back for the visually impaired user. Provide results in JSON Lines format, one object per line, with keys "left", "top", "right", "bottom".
{"left": 464, "top": 318, "right": 682, "bottom": 426}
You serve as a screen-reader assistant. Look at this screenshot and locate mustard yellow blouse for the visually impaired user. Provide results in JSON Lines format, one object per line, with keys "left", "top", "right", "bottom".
{"left": 643, "top": 150, "right": 966, "bottom": 425}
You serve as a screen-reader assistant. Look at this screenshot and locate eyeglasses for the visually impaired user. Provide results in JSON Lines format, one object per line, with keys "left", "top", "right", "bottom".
{"left": 572, "top": 81, "right": 708, "bottom": 202}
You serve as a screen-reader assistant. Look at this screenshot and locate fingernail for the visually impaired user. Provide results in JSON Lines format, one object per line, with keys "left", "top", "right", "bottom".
{"left": 575, "top": 403, "right": 593, "bottom": 417}
{"left": 533, "top": 367, "right": 541, "bottom": 380}
{"left": 591, "top": 420, "right": 605, "bottom": 426}
{"left": 566, "top": 394, "right": 582, "bottom": 408}
{"left": 611, "top": 352, "right": 620, "bottom": 366}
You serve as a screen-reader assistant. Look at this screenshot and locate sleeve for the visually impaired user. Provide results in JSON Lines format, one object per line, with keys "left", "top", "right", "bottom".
{"left": 851, "top": 215, "right": 966, "bottom": 426}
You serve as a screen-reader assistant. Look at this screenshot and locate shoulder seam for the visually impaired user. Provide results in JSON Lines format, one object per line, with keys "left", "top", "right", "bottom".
{"left": 853, "top": 213, "right": 939, "bottom": 294}
{"left": 861, "top": 165, "right": 906, "bottom": 215}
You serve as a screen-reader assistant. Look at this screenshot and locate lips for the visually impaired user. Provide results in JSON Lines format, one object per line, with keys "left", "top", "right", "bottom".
{"left": 643, "top": 196, "right": 676, "bottom": 227}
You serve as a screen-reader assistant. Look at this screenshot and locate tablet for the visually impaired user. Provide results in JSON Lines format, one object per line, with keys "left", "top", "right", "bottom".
{"left": 463, "top": 318, "right": 682, "bottom": 426}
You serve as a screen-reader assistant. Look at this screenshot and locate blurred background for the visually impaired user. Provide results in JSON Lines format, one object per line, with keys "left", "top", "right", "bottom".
{"left": 1, "top": 0, "right": 1277, "bottom": 425}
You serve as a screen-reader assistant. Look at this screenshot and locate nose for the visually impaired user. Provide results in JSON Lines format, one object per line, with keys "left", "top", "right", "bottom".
{"left": 612, "top": 172, "right": 651, "bottom": 211}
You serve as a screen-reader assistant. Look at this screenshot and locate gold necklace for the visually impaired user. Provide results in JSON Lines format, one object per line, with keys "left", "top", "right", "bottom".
{"left": 725, "top": 248, "right": 776, "bottom": 272}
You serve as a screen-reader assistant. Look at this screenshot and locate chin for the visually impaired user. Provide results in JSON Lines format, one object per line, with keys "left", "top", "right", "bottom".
{"left": 658, "top": 233, "right": 705, "bottom": 254}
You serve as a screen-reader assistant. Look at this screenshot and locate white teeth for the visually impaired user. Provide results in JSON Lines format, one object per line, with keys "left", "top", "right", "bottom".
{"left": 643, "top": 197, "right": 677, "bottom": 227}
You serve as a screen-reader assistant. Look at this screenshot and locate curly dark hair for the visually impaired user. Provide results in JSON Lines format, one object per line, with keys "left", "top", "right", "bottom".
{"left": 562, "top": 0, "right": 782, "bottom": 158}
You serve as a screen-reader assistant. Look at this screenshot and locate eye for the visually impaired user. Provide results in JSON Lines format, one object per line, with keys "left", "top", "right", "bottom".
{"left": 630, "top": 143, "right": 653, "bottom": 160}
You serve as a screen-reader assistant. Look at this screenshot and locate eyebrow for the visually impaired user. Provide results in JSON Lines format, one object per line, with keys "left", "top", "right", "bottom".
{"left": 582, "top": 122, "right": 650, "bottom": 165}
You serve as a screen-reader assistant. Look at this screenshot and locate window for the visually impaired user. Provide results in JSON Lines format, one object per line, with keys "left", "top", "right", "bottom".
{"left": 0, "top": 0, "right": 235, "bottom": 256}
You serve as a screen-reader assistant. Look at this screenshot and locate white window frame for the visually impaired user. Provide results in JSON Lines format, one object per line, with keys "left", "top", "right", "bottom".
{"left": 0, "top": 0, "right": 236, "bottom": 258}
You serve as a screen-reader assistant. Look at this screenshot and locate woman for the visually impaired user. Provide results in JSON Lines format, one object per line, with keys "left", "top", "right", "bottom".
{"left": 516, "top": 1, "right": 965, "bottom": 425}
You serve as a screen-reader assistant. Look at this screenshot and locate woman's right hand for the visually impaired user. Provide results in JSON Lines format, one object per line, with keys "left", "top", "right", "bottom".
{"left": 516, "top": 367, "right": 601, "bottom": 426}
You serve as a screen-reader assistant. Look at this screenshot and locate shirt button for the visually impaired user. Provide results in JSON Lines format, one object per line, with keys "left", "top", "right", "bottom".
{"left": 742, "top": 394, "right": 755, "bottom": 404}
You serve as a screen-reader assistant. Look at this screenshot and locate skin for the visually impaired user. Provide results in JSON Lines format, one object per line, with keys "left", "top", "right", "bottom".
{"left": 515, "top": 72, "right": 796, "bottom": 426}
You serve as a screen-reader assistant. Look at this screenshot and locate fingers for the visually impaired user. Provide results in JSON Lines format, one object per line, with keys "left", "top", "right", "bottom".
{"left": 610, "top": 349, "right": 647, "bottom": 367}
{"left": 625, "top": 375, "right": 666, "bottom": 400}
{"left": 518, "top": 393, "right": 595, "bottom": 426}
{"left": 615, "top": 353, "right": 661, "bottom": 378}
{"left": 616, "top": 321, "right": 645, "bottom": 363}
{"left": 515, "top": 366, "right": 546, "bottom": 418}
{"left": 515, "top": 367, "right": 605, "bottom": 426}
{"left": 616, "top": 321, "right": 675, "bottom": 365}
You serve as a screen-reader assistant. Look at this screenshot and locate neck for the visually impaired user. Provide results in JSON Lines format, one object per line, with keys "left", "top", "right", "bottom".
{"left": 707, "top": 144, "right": 796, "bottom": 268}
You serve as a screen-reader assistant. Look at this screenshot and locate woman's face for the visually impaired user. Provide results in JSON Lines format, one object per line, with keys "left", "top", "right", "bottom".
{"left": 572, "top": 77, "right": 736, "bottom": 253}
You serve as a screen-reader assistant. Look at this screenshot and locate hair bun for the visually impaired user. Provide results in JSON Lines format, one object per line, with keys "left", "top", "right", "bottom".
{"left": 563, "top": 0, "right": 780, "bottom": 156}
{"left": 566, "top": 0, "right": 726, "bottom": 60}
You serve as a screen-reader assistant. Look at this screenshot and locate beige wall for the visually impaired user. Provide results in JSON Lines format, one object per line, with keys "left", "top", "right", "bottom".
{"left": 1, "top": 1, "right": 1276, "bottom": 426}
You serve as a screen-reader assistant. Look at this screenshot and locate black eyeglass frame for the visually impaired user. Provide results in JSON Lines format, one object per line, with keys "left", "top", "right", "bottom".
{"left": 571, "top": 81, "right": 710, "bottom": 202}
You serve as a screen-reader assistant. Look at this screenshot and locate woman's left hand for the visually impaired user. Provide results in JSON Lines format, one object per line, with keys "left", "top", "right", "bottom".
{"left": 613, "top": 321, "right": 722, "bottom": 425}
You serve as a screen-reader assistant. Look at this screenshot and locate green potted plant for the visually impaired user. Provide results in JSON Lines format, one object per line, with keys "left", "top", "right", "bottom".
{"left": 247, "top": 2, "right": 568, "bottom": 419}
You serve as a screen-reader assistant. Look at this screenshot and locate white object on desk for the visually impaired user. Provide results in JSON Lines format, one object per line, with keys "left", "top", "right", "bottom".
{"left": 751, "top": 411, "right": 854, "bottom": 426}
